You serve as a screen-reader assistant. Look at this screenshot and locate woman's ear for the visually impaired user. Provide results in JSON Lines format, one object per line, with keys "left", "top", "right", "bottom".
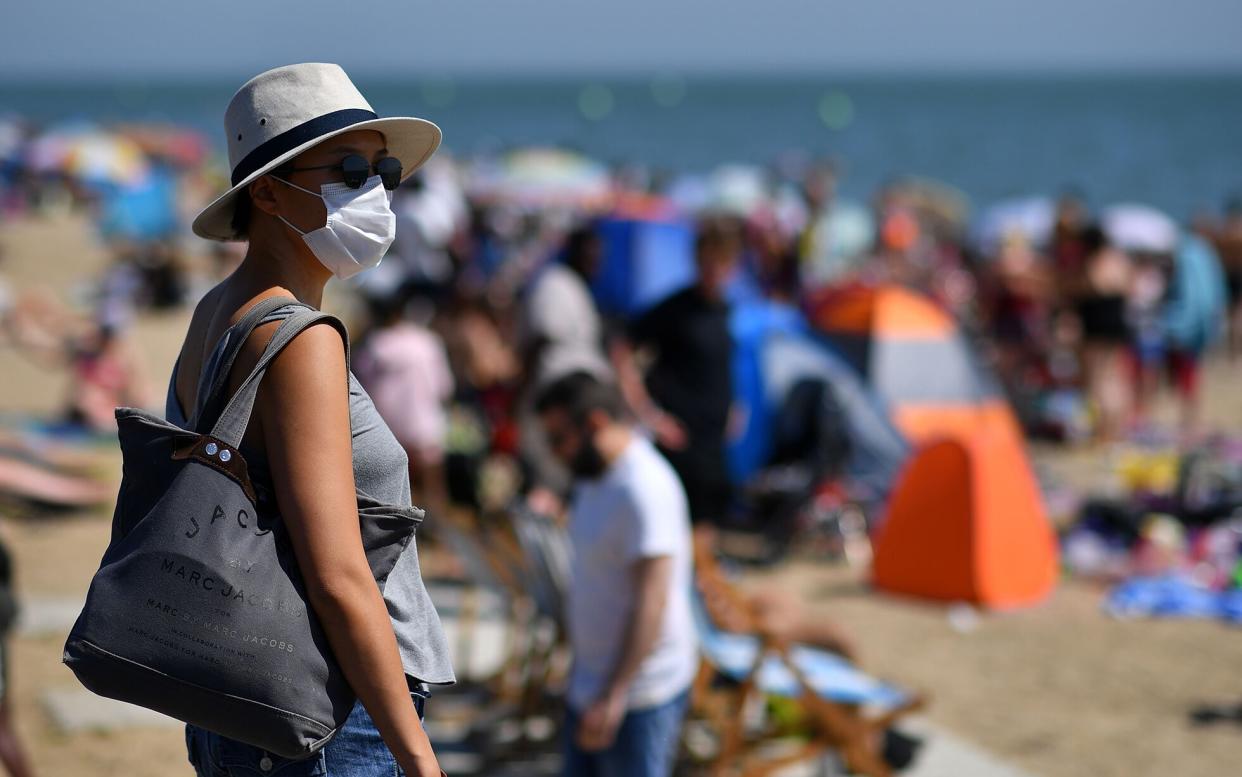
{"left": 249, "top": 176, "right": 280, "bottom": 216}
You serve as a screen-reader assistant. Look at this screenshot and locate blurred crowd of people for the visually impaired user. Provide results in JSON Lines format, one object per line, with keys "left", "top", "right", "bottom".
{"left": 987, "top": 192, "right": 1237, "bottom": 443}
{"left": 2, "top": 113, "right": 1239, "bottom": 513}
{"left": 3, "top": 95, "right": 1240, "bottom": 775}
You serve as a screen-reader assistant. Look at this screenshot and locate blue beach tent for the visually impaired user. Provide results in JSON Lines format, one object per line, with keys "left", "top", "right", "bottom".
{"left": 591, "top": 216, "right": 696, "bottom": 317}
{"left": 728, "top": 299, "right": 908, "bottom": 497}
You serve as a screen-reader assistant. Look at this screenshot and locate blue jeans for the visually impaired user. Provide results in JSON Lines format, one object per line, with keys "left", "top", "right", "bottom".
{"left": 562, "top": 690, "right": 689, "bottom": 777}
{"left": 185, "top": 688, "right": 430, "bottom": 777}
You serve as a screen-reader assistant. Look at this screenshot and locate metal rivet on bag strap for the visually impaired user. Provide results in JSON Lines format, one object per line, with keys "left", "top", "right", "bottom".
{"left": 259, "top": 755, "right": 273, "bottom": 772}
{"left": 204, "top": 442, "right": 219, "bottom": 456}
{"left": 219, "top": 449, "right": 232, "bottom": 462}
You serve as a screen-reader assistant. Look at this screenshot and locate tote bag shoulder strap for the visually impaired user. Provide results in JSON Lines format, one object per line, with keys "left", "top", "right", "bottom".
{"left": 208, "top": 308, "right": 350, "bottom": 448}
{"left": 190, "top": 296, "right": 302, "bottom": 431}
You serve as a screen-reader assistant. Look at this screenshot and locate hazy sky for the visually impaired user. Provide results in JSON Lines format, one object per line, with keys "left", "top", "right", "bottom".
{"left": 4, "top": 0, "right": 1241, "bottom": 79}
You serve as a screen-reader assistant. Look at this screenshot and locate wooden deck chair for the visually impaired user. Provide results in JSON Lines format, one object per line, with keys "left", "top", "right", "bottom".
{"left": 689, "top": 545, "right": 924, "bottom": 777}
{"left": 433, "top": 511, "right": 542, "bottom": 711}
{"left": 501, "top": 505, "right": 575, "bottom": 731}
{"left": 507, "top": 504, "right": 571, "bottom": 632}
{"left": 436, "top": 507, "right": 571, "bottom": 762}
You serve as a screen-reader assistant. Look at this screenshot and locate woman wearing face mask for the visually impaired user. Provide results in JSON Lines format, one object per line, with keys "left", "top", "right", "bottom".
{"left": 169, "top": 64, "right": 453, "bottom": 777}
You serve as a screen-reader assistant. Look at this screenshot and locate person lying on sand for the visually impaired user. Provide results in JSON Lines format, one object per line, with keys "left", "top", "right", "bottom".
{"left": 0, "top": 456, "right": 112, "bottom": 513}
{"left": 1, "top": 289, "right": 153, "bottom": 433}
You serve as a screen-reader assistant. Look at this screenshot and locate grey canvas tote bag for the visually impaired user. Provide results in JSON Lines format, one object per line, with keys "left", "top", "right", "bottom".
{"left": 63, "top": 297, "right": 422, "bottom": 758}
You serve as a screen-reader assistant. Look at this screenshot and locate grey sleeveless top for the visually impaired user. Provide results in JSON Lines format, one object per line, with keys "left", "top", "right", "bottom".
{"left": 166, "top": 302, "right": 455, "bottom": 686}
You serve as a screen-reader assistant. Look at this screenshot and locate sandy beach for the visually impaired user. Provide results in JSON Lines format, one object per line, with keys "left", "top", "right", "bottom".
{"left": 3, "top": 212, "right": 1241, "bottom": 777}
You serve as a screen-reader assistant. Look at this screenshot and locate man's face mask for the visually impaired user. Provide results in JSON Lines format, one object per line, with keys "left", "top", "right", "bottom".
{"left": 569, "top": 433, "right": 608, "bottom": 479}
{"left": 547, "top": 414, "right": 609, "bottom": 480}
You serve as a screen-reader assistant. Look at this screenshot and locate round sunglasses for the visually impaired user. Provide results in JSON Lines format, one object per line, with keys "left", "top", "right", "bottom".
{"left": 277, "top": 154, "right": 403, "bottom": 190}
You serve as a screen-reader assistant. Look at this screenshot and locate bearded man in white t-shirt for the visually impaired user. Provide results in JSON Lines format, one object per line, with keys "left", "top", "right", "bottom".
{"left": 535, "top": 371, "right": 697, "bottom": 777}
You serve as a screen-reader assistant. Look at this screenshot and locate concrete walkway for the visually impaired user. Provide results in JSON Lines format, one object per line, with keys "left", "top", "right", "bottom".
{"left": 423, "top": 586, "right": 1040, "bottom": 776}
{"left": 28, "top": 587, "right": 1038, "bottom": 776}
{"left": 16, "top": 594, "right": 83, "bottom": 638}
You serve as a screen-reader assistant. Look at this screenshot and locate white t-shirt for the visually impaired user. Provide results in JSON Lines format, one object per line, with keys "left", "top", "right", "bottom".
{"left": 566, "top": 434, "right": 698, "bottom": 712}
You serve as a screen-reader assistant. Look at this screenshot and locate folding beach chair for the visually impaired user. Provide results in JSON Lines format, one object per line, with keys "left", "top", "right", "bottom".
{"left": 507, "top": 504, "right": 571, "bottom": 631}
{"left": 690, "top": 593, "right": 923, "bottom": 776}
{"left": 436, "top": 508, "right": 574, "bottom": 762}
{"left": 688, "top": 556, "right": 924, "bottom": 777}
{"left": 433, "top": 511, "right": 543, "bottom": 709}
{"left": 503, "top": 506, "right": 575, "bottom": 726}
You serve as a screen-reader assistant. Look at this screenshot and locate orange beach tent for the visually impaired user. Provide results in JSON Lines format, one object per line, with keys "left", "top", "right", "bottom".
{"left": 869, "top": 420, "right": 1059, "bottom": 608}
{"left": 808, "top": 284, "right": 1058, "bottom": 607}
{"left": 806, "top": 284, "right": 1019, "bottom": 445}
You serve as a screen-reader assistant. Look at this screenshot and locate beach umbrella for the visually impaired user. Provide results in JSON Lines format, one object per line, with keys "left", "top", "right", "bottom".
{"left": 769, "top": 183, "right": 811, "bottom": 238}
{"left": 470, "top": 147, "right": 611, "bottom": 208}
{"left": 396, "top": 156, "right": 468, "bottom": 249}
{"left": 121, "top": 125, "right": 209, "bottom": 168}
{"left": 23, "top": 130, "right": 76, "bottom": 175}
{"left": 664, "top": 173, "right": 710, "bottom": 215}
{"left": 887, "top": 177, "right": 971, "bottom": 232}
{"left": 801, "top": 201, "right": 875, "bottom": 287}
{"left": 1102, "top": 203, "right": 1179, "bottom": 255}
{"left": 24, "top": 125, "right": 81, "bottom": 170}
{"left": 972, "top": 197, "right": 1055, "bottom": 257}
{"left": 0, "top": 118, "right": 24, "bottom": 165}
{"left": 63, "top": 132, "right": 151, "bottom": 188}
{"left": 25, "top": 126, "right": 150, "bottom": 188}
{"left": 703, "top": 164, "right": 768, "bottom": 217}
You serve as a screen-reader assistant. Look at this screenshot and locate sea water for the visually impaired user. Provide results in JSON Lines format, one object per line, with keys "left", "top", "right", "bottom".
{"left": 2, "top": 73, "right": 1239, "bottom": 218}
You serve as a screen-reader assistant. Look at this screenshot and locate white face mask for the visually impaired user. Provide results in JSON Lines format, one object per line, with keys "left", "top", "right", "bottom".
{"left": 275, "top": 175, "right": 396, "bottom": 279}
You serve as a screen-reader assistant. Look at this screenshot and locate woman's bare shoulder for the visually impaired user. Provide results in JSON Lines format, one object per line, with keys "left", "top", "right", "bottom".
{"left": 250, "top": 320, "right": 352, "bottom": 455}
{"left": 213, "top": 293, "right": 345, "bottom": 403}
{"left": 247, "top": 316, "right": 348, "bottom": 390}
{"left": 235, "top": 311, "right": 350, "bottom": 450}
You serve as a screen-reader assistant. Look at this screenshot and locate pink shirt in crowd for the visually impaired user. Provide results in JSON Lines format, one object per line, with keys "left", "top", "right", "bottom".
{"left": 354, "top": 323, "right": 455, "bottom": 459}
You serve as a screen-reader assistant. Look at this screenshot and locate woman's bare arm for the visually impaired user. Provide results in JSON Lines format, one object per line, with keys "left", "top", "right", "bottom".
{"left": 257, "top": 322, "right": 441, "bottom": 777}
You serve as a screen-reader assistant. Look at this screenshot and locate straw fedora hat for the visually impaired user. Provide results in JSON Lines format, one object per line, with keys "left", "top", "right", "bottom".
{"left": 192, "top": 63, "right": 441, "bottom": 241}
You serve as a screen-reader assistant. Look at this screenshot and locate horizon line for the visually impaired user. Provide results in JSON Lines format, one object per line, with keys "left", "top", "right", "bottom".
{"left": 2, "top": 63, "right": 1242, "bottom": 87}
